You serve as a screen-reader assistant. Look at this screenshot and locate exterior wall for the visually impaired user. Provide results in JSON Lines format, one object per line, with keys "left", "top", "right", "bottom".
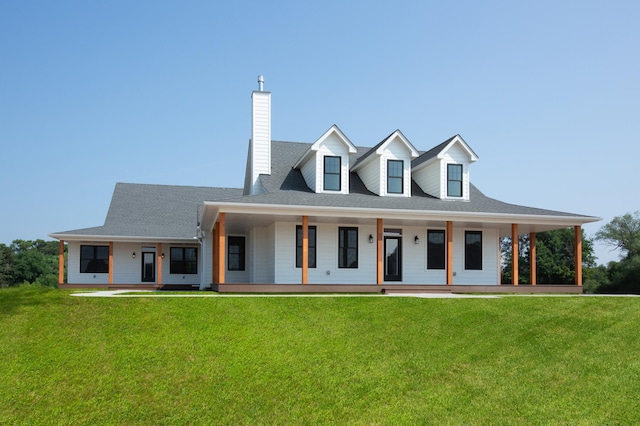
{"left": 273, "top": 221, "right": 377, "bottom": 284}
{"left": 451, "top": 228, "right": 499, "bottom": 284}
{"left": 250, "top": 226, "right": 274, "bottom": 283}
{"left": 67, "top": 241, "right": 202, "bottom": 285}
{"left": 380, "top": 139, "right": 413, "bottom": 197}
{"left": 268, "top": 221, "right": 500, "bottom": 285}
{"left": 314, "top": 134, "right": 350, "bottom": 194}
{"left": 357, "top": 157, "right": 381, "bottom": 195}
{"left": 440, "top": 144, "right": 471, "bottom": 201}
{"left": 300, "top": 157, "right": 316, "bottom": 191}
{"left": 412, "top": 162, "right": 441, "bottom": 198}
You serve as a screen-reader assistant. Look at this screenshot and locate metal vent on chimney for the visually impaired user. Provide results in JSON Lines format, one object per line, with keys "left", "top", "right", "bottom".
{"left": 258, "top": 75, "right": 264, "bottom": 91}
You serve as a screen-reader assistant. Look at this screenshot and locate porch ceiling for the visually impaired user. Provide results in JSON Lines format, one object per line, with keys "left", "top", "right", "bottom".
{"left": 222, "top": 212, "right": 577, "bottom": 237}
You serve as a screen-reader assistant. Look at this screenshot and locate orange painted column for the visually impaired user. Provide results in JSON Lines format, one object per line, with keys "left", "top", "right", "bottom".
{"left": 108, "top": 242, "right": 114, "bottom": 285}
{"left": 218, "top": 213, "right": 226, "bottom": 284}
{"left": 530, "top": 232, "right": 537, "bottom": 285}
{"left": 575, "top": 226, "right": 582, "bottom": 286}
{"left": 157, "top": 243, "right": 163, "bottom": 287}
{"left": 511, "top": 224, "right": 519, "bottom": 285}
{"left": 446, "top": 221, "right": 453, "bottom": 285}
{"left": 58, "top": 240, "right": 65, "bottom": 285}
{"left": 377, "top": 219, "right": 383, "bottom": 284}
{"left": 212, "top": 225, "right": 219, "bottom": 283}
{"left": 302, "top": 216, "right": 309, "bottom": 284}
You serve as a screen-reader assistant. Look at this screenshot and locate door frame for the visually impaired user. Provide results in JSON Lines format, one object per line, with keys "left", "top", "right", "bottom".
{"left": 384, "top": 234, "right": 402, "bottom": 282}
{"left": 141, "top": 250, "right": 156, "bottom": 283}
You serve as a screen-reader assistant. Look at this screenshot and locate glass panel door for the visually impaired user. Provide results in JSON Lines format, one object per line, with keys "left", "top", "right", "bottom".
{"left": 384, "top": 236, "right": 402, "bottom": 281}
{"left": 141, "top": 252, "right": 156, "bottom": 282}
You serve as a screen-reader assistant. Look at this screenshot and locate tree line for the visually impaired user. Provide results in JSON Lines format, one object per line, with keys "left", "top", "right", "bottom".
{"left": 0, "top": 212, "right": 639, "bottom": 292}
{"left": 0, "top": 240, "right": 63, "bottom": 288}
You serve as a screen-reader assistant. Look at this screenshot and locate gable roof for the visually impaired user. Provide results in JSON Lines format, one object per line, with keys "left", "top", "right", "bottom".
{"left": 412, "top": 134, "right": 479, "bottom": 169}
{"left": 351, "top": 129, "right": 419, "bottom": 171}
{"left": 292, "top": 125, "right": 357, "bottom": 169}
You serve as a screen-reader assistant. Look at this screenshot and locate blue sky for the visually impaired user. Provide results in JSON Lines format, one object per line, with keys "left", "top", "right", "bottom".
{"left": 1, "top": 1, "right": 638, "bottom": 264}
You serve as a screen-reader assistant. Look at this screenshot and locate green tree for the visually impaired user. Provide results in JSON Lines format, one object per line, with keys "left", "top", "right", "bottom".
{"left": 501, "top": 228, "right": 595, "bottom": 285}
{"left": 1, "top": 239, "right": 62, "bottom": 287}
{"left": 0, "top": 244, "right": 14, "bottom": 287}
{"left": 595, "top": 212, "right": 640, "bottom": 294}
{"left": 595, "top": 211, "right": 640, "bottom": 260}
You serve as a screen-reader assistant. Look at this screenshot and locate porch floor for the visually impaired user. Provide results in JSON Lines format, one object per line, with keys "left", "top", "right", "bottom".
{"left": 210, "top": 284, "right": 583, "bottom": 294}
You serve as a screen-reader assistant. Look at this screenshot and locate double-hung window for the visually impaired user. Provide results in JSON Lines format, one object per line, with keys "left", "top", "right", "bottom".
{"left": 338, "top": 227, "right": 358, "bottom": 268}
{"left": 324, "top": 156, "right": 341, "bottom": 191}
{"left": 447, "top": 164, "right": 463, "bottom": 197}
{"left": 170, "top": 247, "right": 198, "bottom": 274}
{"left": 465, "top": 231, "right": 482, "bottom": 270}
{"left": 387, "top": 160, "right": 404, "bottom": 194}
{"left": 427, "top": 230, "right": 445, "bottom": 270}
{"left": 296, "top": 225, "right": 317, "bottom": 268}
{"left": 80, "top": 245, "right": 109, "bottom": 273}
{"left": 228, "top": 237, "right": 246, "bottom": 271}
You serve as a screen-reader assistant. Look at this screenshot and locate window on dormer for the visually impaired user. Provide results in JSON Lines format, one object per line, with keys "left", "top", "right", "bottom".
{"left": 324, "top": 156, "right": 341, "bottom": 191}
{"left": 387, "top": 160, "right": 404, "bottom": 194}
{"left": 447, "top": 164, "right": 463, "bottom": 197}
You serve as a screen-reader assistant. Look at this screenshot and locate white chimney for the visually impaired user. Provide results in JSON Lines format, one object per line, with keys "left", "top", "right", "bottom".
{"left": 249, "top": 76, "right": 271, "bottom": 195}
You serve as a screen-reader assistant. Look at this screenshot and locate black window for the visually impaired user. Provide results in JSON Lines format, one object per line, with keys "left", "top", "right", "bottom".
{"left": 427, "top": 230, "right": 445, "bottom": 270}
{"left": 465, "top": 231, "right": 482, "bottom": 270}
{"left": 324, "top": 156, "right": 341, "bottom": 191}
{"left": 338, "top": 227, "right": 358, "bottom": 268}
{"left": 80, "top": 245, "right": 109, "bottom": 273}
{"left": 228, "top": 237, "right": 245, "bottom": 271}
{"left": 296, "top": 225, "right": 317, "bottom": 268}
{"left": 387, "top": 160, "right": 404, "bottom": 194}
{"left": 447, "top": 164, "right": 463, "bottom": 197}
{"left": 170, "top": 247, "right": 198, "bottom": 274}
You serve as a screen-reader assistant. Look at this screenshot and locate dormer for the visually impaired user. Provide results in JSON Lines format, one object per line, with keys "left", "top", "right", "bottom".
{"left": 412, "top": 134, "right": 479, "bottom": 201}
{"left": 293, "top": 125, "right": 357, "bottom": 194}
{"left": 351, "top": 130, "right": 419, "bottom": 197}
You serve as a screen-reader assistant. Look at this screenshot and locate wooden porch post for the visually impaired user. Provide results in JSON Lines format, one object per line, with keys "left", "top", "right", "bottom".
{"left": 218, "top": 213, "right": 226, "bottom": 284}
{"left": 530, "top": 232, "right": 537, "bottom": 285}
{"left": 213, "top": 224, "right": 219, "bottom": 284}
{"left": 108, "top": 242, "right": 113, "bottom": 285}
{"left": 446, "top": 221, "right": 453, "bottom": 285}
{"left": 58, "top": 240, "right": 65, "bottom": 285}
{"left": 511, "top": 224, "right": 518, "bottom": 285}
{"left": 302, "top": 216, "right": 309, "bottom": 284}
{"left": 377, "top": 218, "right": 383, "bottom": 284}
{"left": 575, "top": 226, "right": 582, "bottom": 286}
{"left": 157, "top": 243, "right": 163, "bottom": 287}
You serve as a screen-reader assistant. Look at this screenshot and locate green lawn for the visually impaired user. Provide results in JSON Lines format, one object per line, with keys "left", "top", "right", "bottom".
{"left": 1, "top": 286, "right": 639, "bottom": 425}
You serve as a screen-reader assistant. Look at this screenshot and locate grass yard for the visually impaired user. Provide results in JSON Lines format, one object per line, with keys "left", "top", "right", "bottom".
{"left": 1, "top": 286, "right": 639, "bottom": 425}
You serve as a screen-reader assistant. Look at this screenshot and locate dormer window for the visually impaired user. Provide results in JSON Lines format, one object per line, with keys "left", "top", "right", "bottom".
{"left": 324, "top": 156, "right": 341, "bottom": 191}
{"left": 447, "top": 164, "right": 463, "bottom": 197}
{"left": 387, "top": 160, "right": 404, "bottom": 194}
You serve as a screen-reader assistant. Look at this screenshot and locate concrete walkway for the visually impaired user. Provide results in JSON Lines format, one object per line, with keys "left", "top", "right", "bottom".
{"left": 70, "top": 290, "right": 501, "bottom": 298}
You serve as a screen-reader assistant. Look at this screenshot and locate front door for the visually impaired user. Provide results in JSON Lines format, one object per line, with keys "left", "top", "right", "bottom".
{"left": 384, "top": 236, "right": 402, "bottom": 281}
{"left": 141, "top": 252, "right": 156, "bottom": 282}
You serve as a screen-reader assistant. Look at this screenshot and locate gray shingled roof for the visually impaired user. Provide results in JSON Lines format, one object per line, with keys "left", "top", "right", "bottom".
{"left": 53, "top": 138, "right": 596, "bottom": 240}
{"left": 248, "top": 141, "right": 592, "bottom": 218}
{"left": 53, "top": 183, "right": 243, "bottom": 239}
